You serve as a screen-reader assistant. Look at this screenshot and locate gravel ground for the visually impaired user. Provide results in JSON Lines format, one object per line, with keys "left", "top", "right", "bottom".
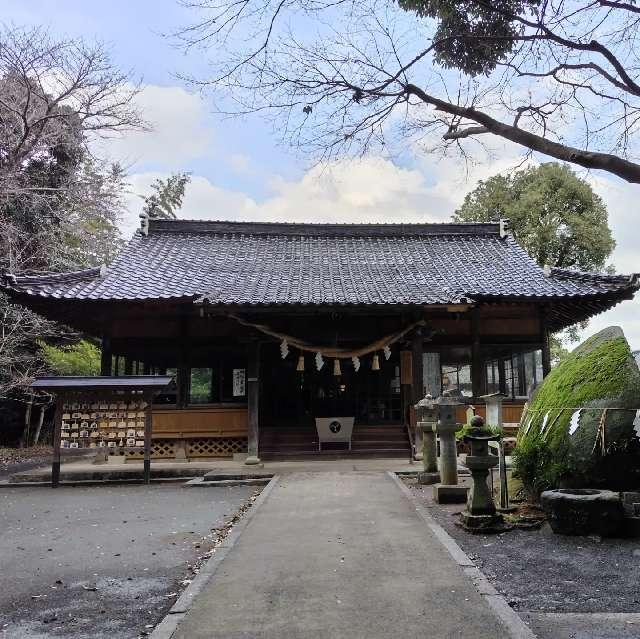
{"left": 0, "top": 447, "right": 53, "bottom": 479}
{"left": 0, "top": 483, "right": 258, "bottom": 639}
{"left": 406, "top": 478, "right": 640, "bottom": 614}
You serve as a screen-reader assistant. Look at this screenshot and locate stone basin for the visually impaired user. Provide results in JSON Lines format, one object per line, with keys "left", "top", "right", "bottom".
{"left": 540, "top": 488, "right": 624, "bottom": 537}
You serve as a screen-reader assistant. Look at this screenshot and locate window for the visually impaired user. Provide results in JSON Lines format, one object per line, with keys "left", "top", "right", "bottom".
{"left": 441, "top": 363, "right": 472, "bottom": 397}
{"left": 190, "top": 367, "right": 215, "bottom": 404}
{"left": 187, "top": 356, "right": 247, "bottom": 405}
{"left": 154, "top": 367, "right": 178, "bottom": 405}
{"left": 485, "top": 360, "right": 500, "bottom": 394}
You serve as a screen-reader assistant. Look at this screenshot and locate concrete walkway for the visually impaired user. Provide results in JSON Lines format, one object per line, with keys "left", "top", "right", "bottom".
{"left": 171, "top": 472, "right": 512, "bottom": 639}
{"left": 6, "top": 457, "right": 419, "bottom": 483}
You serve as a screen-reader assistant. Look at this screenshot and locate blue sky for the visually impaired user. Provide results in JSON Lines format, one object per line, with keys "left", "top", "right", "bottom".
{"left": 5, "top": 1, "right": 640, "bottom": 348}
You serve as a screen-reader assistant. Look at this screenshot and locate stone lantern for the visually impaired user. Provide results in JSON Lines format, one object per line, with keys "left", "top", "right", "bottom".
{"left": 415, "top": 394, "right": 440, "bottom": 485}
{"left": 460, "top": 415, "right": 504, "bottom": 532}
{"left": 433, "top": 396, "right": 468, "bottom": 503}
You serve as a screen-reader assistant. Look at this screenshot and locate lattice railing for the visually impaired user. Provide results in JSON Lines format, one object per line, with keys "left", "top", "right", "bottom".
{"left": 124, "top": 439, "right": 177, "bottom": 460}
{"left": 120, "top": 437, "right": 247, "bottom": 460}
{"left": 187, "top": 437, "right": 247, "bottom": 458}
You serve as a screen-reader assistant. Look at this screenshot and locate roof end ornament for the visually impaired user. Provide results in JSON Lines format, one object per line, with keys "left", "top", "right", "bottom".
{"left": 543, "top": 264, "right": 552, "bottom": 277}
{"left": 139, "top": 212, "right": 149, "bottom": 237}
{"left": 499, "top": 218, "right": 510, "bottom": 239}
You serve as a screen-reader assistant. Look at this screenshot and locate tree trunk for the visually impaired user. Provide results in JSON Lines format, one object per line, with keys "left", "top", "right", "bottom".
{"left": 20, "top": 395, "right": 34, "bottom": 448}
{"left": 32, "top": 404, "right": 47, "bottom": 445}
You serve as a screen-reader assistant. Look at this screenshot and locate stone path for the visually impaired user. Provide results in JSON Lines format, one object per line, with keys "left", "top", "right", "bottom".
{"left": 171, "top": 471, "right": 513, "bottom": 639}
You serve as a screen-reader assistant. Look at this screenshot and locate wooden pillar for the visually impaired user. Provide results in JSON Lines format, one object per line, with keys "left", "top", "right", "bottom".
{"left": 470, "top": 307, "right": 483, "bottom": 399}
{"left": 177, "top": 313, "right": 190, "bottom": 408}
{"left": 246, "top": 342, "right": 261, "bottom": 465}
{"left": 411, "top": 331, "right": 424, "bottom": 460}
{"left": 540, "top": 307, "right": 551, "bottom": 377}
{"left": 124, "top": 357, "right": 133, "bottom": 375}
{"left": 498, "top": 358, "right": 507, "bottom": 396}
{"left": 100, "top": 336, "right": 112, "bottom": 376}
{"left": 423, "top": 352, "right": 441, "bottom": 398}
{"left": 51, "top": 395, "right": 63, "bottom": 488}
{"left": 542, "top": 328, "right": 551, "bottom": 377}
{"left": 411, "top": 329, "right": 424, "bottom": 403}
{"left": 143, "top": 391, "right": 153, "bottom": 484}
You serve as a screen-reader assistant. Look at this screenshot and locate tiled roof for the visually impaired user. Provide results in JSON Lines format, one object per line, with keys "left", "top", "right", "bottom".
{"left": 2, "top": 220, "right": 638, "bottom": 310}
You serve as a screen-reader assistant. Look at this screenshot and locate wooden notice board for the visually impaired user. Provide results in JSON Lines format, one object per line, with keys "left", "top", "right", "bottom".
{"left": 31, "top": 376, "right": 173, "bottom": 488}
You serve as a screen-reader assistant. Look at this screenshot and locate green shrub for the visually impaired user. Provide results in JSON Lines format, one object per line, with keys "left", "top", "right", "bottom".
{"left": 40, "top": 340, "right": 101, "bottom": 376}
{"left": 512, "top": 437, "right": 569, "bottom": 500}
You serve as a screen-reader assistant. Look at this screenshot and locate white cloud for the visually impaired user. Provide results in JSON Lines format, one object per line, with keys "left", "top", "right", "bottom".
{"left": 122, "top": 157, "right": 453, "bottom": 235}
{"left": 98, "top": 85, "right": 214, "bottom": 169}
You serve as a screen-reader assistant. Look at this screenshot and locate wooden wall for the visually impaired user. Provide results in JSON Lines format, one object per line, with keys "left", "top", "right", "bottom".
{"left": 151, "top": 406, "right": 248, "bottom": 439}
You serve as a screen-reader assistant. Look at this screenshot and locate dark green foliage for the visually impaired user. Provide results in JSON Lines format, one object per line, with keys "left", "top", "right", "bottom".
{"left": 40, "top": 340, "right": 101, "bottom": 376}
{"left": 453, "top": 163, "right": 615, "bottom": 271}
{"left": 514, "top": 327, "right": 640, "bottom": 497}
{"left": 396, "top": 0, "right": 541, "bottom": 76}
{"left": 512, "top": 437, "right": 568, "bottom": 501}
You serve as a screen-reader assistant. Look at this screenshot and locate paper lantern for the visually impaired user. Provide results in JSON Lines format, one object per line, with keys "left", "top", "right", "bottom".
{"left": 333, "top": 359, "right": 341, "bottom": 376}
{"left": 296, "top": 355, "right": 305, "bottom": 372}
{"left": 372, "top": 354, "right": 380, "bottom": 371}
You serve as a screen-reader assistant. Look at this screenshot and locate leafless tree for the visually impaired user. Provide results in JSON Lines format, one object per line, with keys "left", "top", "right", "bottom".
{"left": 175, "top": 0, "right": 640, "bottom": 182}
{"left": 0, "top": 23, "right": 144, "bottom": 223}
{"left": 0, "top": 25, "right": 142, "bottom": 425}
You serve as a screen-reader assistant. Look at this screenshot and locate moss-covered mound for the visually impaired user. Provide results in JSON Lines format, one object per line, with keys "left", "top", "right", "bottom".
{"left": 514, "top": 326, "right": 640, "bottom": 497}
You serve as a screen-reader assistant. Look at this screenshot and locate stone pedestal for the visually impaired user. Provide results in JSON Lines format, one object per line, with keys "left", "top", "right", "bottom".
{"left": 433, "top": 397, "right": 467, "bottom": 503}
{"left": 245, "top": 455, "right": 261, "bottom": 465}
{"left": 460, "top": 416, "right": 504, "bottom": 532}
{"left": 174, "top": 439, "right": 188, "bottom": 461}
{"left": 417, "top": 420, "right": 439, "bottom": 485}
{"left": 433, "top": 421, "right": 468, "bottom": 503}
{"left": 414, "top": 424, "right": 424, "bottom": 461}
{"left": 438, "top": 422, "right": 459, "bottom": 486}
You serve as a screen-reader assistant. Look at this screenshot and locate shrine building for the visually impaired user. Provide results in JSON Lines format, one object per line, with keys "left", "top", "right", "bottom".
{"left": 3, "top": 217, "right": 638, "bottom": 462}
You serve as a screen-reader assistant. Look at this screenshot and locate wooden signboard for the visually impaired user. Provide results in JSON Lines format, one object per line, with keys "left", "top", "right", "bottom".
{"left": 31, "top": 376, "right": 173, "bottom": 488}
